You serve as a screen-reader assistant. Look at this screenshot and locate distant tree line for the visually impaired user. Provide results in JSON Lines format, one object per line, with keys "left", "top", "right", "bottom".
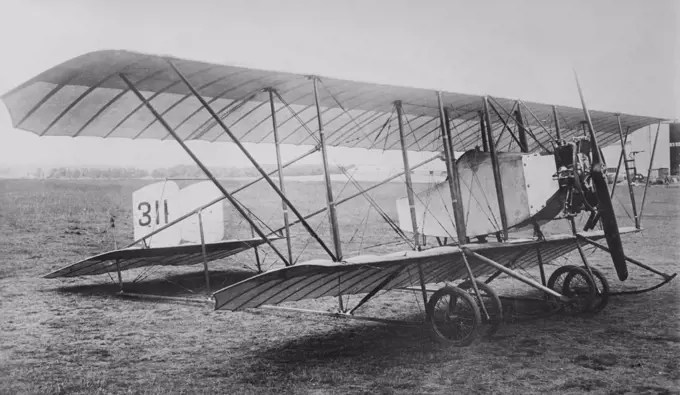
{"left": 39, "top": 164, "right": 354, "bottom": 179}
{"left": 44, "top": 167, "right": 149, "bottom": 179}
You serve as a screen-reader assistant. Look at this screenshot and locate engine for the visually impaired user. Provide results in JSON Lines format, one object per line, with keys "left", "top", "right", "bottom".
{"left": 552, "top": 137, "right": 599, "bottom": 219}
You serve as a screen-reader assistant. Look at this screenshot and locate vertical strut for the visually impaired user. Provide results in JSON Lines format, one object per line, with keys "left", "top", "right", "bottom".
{"left": 443, "top": 106, "right": 467, "bottom": 242}
{"left": 639, "top": 123, "right": 661, "bottom": 225}
{"left": 574, "top": 239, "right": 600, "bottom": 294}
{"left": 269, "top": 90, "right": 294, "bottom": 264}
{"left": 115, "top": 259, "right": 123, "bottom": 292}
{"left": 461, "top": 251, "right": 489, "bottom": 319}
{"left": 167, "top": 62, "right": 336, "bottom": 262}
{"left": 514, "top": 108, "right": 529, "bottom": 152}
{"left": 616, "top": 115, "right": 639, "bottom": 228}
{"left": 312, "top": 77, "right": 343, "bottom": 261}
{"left": 119, "top": 73, "right": 291, "bottom": 266}
{"left": 311, "top": 77, "right": 344, "bottom": 312}
{"left": 437, "top": 93, "right": 466, "bottom": 243}
{"left": 479, "top": 111, "right": 488, "bottom": 152}
{"left": 552, "top": 105, "right": 561, "bottom": 141}
{"left": 197, "top": 211, "right": 211, "bottom": 295}
{"left": 610, "top": 126, "right": 629, "bottom": 199}
{"left": 482, "top": 96, "right": 509, "bottom": 240}
{"left": 250, "top": 221, "right": 262, "bottom": 272}
{"left": 395, "top": 101, "right": 420, "bottom": 249}
{"left": 417, "top": 265, "right": 429, "bottom": 316}
{"left": 536, "top": 245, "right": 547, "bottom": 286}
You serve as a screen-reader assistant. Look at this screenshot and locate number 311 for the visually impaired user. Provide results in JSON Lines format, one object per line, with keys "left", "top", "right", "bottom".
{"left": 138, "top": 200, "right": 169, "bottom": 226}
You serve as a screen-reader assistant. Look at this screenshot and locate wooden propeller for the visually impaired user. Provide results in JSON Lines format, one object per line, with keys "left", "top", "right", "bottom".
{"left": 574, "top": 71, "right": 628, "bottom": 281}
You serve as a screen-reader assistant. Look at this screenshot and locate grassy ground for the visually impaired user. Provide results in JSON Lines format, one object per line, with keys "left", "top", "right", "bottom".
{"left": 0, "top": 178, "right": 678, "bottom": 395}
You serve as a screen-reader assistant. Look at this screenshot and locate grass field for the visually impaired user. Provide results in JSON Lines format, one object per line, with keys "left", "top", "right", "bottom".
{"left": 1, "top": 178, "right": 678, "bottom": 395}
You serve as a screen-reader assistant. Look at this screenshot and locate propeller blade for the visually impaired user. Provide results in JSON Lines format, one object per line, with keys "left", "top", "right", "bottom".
{"left": 574, "top": 70, "right": 603, "bottom": 167}
{"left": 573, "top": 71, "right": 628, "bottom": 281}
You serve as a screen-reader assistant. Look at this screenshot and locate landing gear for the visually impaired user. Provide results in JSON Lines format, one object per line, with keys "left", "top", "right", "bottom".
{"left": 576, "top": 266, "right": 610, "bottom": 313}
{"left": 425, "top": 280, "right": 503, "bottom": 345}
{"left": 561, "top": 266, "right": 596, "bottom": 315}
{"left": 547, "top": 265, "right": 608, "bottom": 314}
{"left": 457, "top": 280, "right": 503, "bottom": 338}
{"left": 547, "top": 265, "right": 577, "bottom": 296}
{"left": 426, "top": 286, "right": 481, "bottom": 346}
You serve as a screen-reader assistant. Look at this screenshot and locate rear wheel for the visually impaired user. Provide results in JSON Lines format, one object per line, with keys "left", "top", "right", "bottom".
{"left": 457, "top": 280, "right": 503, "bottom": 338}
{"left": 547, "top": 265, "right": 577, "bottom": 293}
{"left": 581, "top": 266, "right": 610, "bottom": 313}
{"left": 427, "top": 286, "right": 481, "bottom": 346}
{"left": 562, "top": 267, "right": 596, "bottom": 315}
{"left": 547, "top": 265, "right": 577, "bottom": 312}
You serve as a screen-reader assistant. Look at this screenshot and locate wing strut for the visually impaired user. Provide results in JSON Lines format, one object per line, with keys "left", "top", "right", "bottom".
{"left": 168, "top": 61, "right": 337, "bottom": 262}
{"left": 514, "top": 107, "right": 529, "bottom": 152}
{"left": 438, "top": 96, "right": 467, "bottom": 243}
{"left": 312, "top": 77, "right": 343, "bottom": 262}
{"left": 197, "top": 210, "right": 211, "bottom": 294}
{"left": 639, "top": 122, "right": 661, "bottom": 226}
{"left": 614, "top": 116, "right": 639, "bottom": 228}
{"left": 481, "top": 96, "right": 509, "bottom": 240}
{"left": 552, "top": 105, "right": 562, "bottom": 140}
{"left": 395, "top": 101, "right": 421, "bottom": 249}
{"left": 479, "top": 111, "right": 488, "bottom": 152}
{"left": 268, "top": 90, "right": 294, "bottom": 265}
{"left": 119, "top": 73, "right": 291, "bottom": 266}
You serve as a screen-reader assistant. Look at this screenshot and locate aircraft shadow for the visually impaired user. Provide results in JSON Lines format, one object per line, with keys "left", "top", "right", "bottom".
{"left": 251, "top": 313, "right": 440, "bottom": 369}
{"left": 245, "top": 295, "right": 564, "bottom": 373}
{"left": 53, "top": 268, "right": 256, "bottom": 298}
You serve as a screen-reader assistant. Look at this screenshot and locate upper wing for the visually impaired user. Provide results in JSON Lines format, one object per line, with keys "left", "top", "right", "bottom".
{"left": 1, "top": 50, "right": 666, "bottom": 153}
{"left": 213, "top": 227, "right": 639, "bottom": 310}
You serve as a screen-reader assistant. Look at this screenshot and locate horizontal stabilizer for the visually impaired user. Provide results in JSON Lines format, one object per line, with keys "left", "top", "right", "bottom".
{"left": 44, "top": 237, "right": 280, "bottom": 278}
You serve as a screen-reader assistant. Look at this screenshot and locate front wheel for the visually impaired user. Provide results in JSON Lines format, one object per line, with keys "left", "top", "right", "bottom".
{"left": 581, "top": 266, "right": 610, "bottom": 313}
{"left": 426, "top": 286, "right": 481, "bottom": 346}
{"left": 457, "top": 280, "right": 503, "bottom": 338}
{"left": 562, "top": 266, "right": 596, "bottom": 315}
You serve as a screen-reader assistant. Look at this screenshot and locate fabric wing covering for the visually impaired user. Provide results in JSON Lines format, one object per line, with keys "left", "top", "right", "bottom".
{"left": 213, "top": 228, "right": 638, "bottom": 310}
{"left": 44, "top": 238, "right": 275, "bottom": 278}
{"left": 1, "top": 50, "right": 667, "bottom": 154}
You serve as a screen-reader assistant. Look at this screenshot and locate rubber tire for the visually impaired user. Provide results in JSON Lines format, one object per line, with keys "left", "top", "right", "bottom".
{"left": 547, "top": 265, "right": 578, "bottom": 294}
{"left": 581, "top": 266, "right": 610, "bottom": 313}
{"left": 562, "top": 266, "right": 596, "bottom": 315}
{"left": 546, "top": 265, "right": 579, "bottom": 313}
{"left": 426, "top": 286, "right": 481, "bottom": 347}
{"left": 458, "top": 280, "right": 503, "bottom": 338}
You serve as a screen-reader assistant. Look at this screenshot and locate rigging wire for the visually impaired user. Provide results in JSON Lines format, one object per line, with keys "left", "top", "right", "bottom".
{"left": 275, "top": 91, "right": 415, "bottom": 248}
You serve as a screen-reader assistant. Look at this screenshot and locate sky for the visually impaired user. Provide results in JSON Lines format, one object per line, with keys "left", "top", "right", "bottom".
{"left": 0, "top": 0, "right": 677, "bottom": 171}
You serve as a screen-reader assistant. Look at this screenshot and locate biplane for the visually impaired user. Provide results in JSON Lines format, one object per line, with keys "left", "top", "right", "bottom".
{"left": 2, "top": 50, "right": 676, "bottom": 346}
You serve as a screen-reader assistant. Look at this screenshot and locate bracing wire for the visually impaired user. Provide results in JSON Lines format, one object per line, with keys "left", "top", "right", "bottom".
{"left": 294, "top": 210, "right": 330, "bottom": 264}
{"left": 275, "top": 91, "right": 415, "bottom": 248}
{"left": 357, "top": 206, "right": 372, "bottom": 254}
